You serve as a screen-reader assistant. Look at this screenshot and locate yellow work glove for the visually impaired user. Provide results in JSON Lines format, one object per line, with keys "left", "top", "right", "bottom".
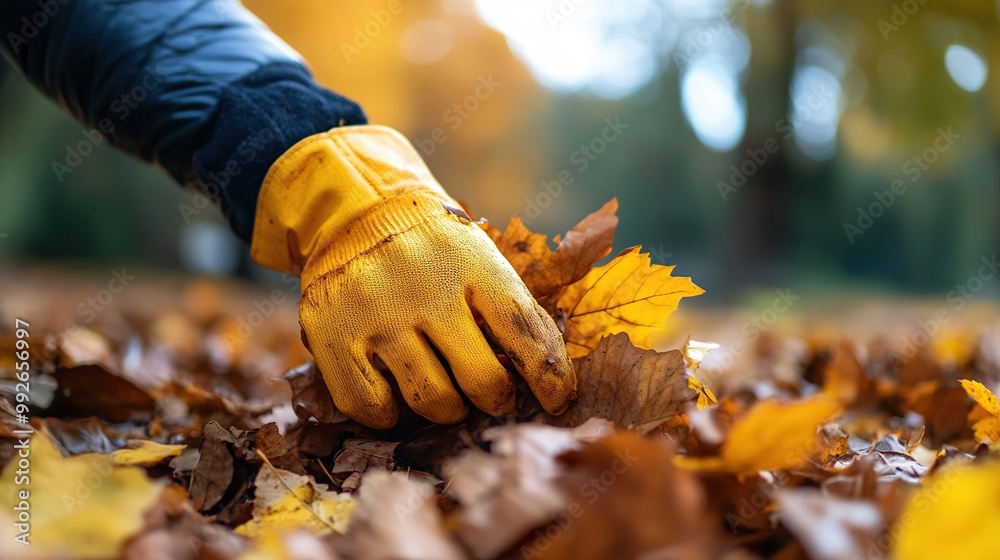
{"left": 251, "top": 125, "right": 577, "bottom": 428}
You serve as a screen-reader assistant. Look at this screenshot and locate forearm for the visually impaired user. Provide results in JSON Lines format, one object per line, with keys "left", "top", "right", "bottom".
{"left": 1, "top": 0, "right": 366, "bottom": 240}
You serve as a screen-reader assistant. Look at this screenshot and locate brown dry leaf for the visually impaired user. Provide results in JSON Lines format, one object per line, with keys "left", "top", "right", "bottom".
{"left": 111, "top": 440, "right": 186, "bottom": 467}
{"left": 332, "top": 439, "right": 399, "bottom": 475}
{"left": 227, "top": 423, "right": 305, "bottom": 476}
{"left": 676, "top": 398, "right": 842, "bottom": 474}
{"left": 443, "top": 419, "right": 613, "bottom": 560}
{"left": 0, "top": 431, "right": 164, "bottom": 559}
{"left": 776, "top": 489, "right": 884, "bottom": 560}
{"left": 527, "top": 432, "right": 718, "bottom": 560}
{"left": 821, "top": 341, "right": 872, "bottom": 405}
{"left": 285, "top": 362, "right": 349, "bottom": 425}
{"left": 189, "top": 421, "right": 236, "bottom": 512}
{"left": 49, "top": 364, "right": 156, "bottom": 423}
{"left": 484, "top": 199, "right": 618, "bottom": 306}
{"left": 234, "top": 466, "right": 354, "bottom": 538}
{"left": 904, "top": 383, "right": 972, "bottom": 446}
{"left": 351, "top": 471, "right": 467, "bottom": 560}
{"left": 959, "top": 379, "right": 1000, "bottom": 443}
{"left": 557, "top": 246, "right": 704, "bottom": 359}
{"left": 551, "top": 333, "right": 698, "bottom": 433}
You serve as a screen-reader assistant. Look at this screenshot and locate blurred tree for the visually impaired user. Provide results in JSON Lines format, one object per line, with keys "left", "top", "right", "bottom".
{"left": 244, "top": 0, "right": 549, "bottom": 219}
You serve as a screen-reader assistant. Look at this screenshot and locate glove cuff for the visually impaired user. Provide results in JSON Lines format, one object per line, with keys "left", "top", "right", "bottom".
{"left": 250, "top": 125, "right": 458, "bottom": 276}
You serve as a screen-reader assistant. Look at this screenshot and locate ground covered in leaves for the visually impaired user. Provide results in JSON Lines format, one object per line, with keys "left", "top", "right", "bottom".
{"left": 2, "top": 200, "right": 1000, "bottom": 560}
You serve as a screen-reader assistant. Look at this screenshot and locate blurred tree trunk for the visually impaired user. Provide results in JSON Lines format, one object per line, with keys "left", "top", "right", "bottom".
{"left": 723, "top": 0, "right": 797, "bottom": 289}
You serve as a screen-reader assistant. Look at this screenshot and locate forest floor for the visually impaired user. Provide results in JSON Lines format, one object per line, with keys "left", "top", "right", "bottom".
{"left": 1, "top": 230, "right": 998, "bottom": 560}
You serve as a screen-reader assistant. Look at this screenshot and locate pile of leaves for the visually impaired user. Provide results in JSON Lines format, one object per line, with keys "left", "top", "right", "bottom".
{"left": 2, "top": 199, "right": 1000, "bottom": 560}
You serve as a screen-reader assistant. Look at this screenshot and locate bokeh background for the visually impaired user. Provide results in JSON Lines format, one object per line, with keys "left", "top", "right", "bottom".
{"left": 2, "top": 0, "right": 999, "bottom": 303}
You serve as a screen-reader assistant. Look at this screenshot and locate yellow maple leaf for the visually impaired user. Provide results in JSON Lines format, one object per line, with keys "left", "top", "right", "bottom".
{"left": 0, "top": 431, "right": 164, "bottom": 559}
{"left": 111, "top": 440, "right": 186, "bottom": 467}
{"left": 959, "top": 379, "right": 1000, "bottom": 443}
{"left": 675, "top": 398, "right": 842, "bottom": 474}
{"left": 557, "top": 246, "right": 704, "bottom": 359}
{"left": 894, "top": 461, "right": 1000, "bottom": 560}
{"left": 235, "top": 466, "right": 355, "bottom": 538}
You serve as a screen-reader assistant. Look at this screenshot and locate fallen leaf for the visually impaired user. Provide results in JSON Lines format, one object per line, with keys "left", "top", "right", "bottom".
{"left": 234, "top": 465, "right": 354, "bottom": 538}
{"left": 821, "top": 341, "right": 872, "bottom": 405}
{"left": 189, "top": 422, "right": 236, "bottom": 512}
{"left": 111, "top": 440, "right": 186, "bottom": 467}
{"left": 485, "top": 199, "right": 618, "bottom": 307}
{"left": 777, "top": 489, "right": 883, "bottom": 560}
{"left": 332, "top": 439, "right": 399, "bottom": 475}
{"left": 42, "top": 416, "right": 119, "bottom": 455}
{"left": 285, "top": 362, "right": 349, "bottom": 425}
{"left": 351, "top": 471, "right": 466, "bottom": 560}
{"left": 49, "top": 364, "right": 156, "bottom": 423}
{"left": 550, "top": 333, "right": 698, "bottom": 433}
{"left": 526, "top": 432, "right": 718, "bottom": 560}
{"left": 55, "top": 327, "right": 117, "bottom": 372}
{"left": 904, "top": 383, "right": 973, "bottom": 446}
{"left": 230, "top": 422, "right": 306, "bottom": 474}
{"left": 557, "top": 246, "right": 704, "bottom": 359}
{"left": 894, "top": 461, "right": 1000, "bottom": 560}
{"left": 0, "top": 431, "right": 163, "bottom": 559}
{"left": 681, "top": 338, "right": 721, "bottom": 371}
{"left": 676, "top": 398, "right": 842, "bottom": 474}
{"left": 688, "top": 376, "right": 718, "bottom": 410}
{"left": 959, "top": 379, "right": 1000, "bottom": 443}
{"left": 443, "top": 419, "right": 613, "bottom": 559}
{"left": 870, "top": 451, "right": 927, "bottom": 484}
{"left": 237, "top": 529, "right": 338, "bottom": 560}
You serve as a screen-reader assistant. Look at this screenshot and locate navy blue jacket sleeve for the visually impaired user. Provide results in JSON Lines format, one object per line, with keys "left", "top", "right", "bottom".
{"left": 1, "top": 0, "right": 367, "bottom": 241}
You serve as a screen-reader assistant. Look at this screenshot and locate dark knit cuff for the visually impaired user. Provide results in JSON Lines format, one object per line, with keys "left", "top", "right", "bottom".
{"left": 191, "top": 62, "right": 367, "bottom": 242}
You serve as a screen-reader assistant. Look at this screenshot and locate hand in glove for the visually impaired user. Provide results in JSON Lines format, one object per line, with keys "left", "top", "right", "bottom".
{"left": 251, "top": 126, "right": 577, "bottom": 428}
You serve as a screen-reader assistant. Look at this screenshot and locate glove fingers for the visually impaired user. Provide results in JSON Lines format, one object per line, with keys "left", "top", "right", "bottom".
{"left": 470, "top": 285, "right": 577, "bottom": 415}
{"left": 423, "top": 313, "right": 516, "bottom": 416}
{"left": 320, "top": 348, "right": 400, "bottom": 429}
{"left": 377, "top": 331, "right": 469, "bottom": 424}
